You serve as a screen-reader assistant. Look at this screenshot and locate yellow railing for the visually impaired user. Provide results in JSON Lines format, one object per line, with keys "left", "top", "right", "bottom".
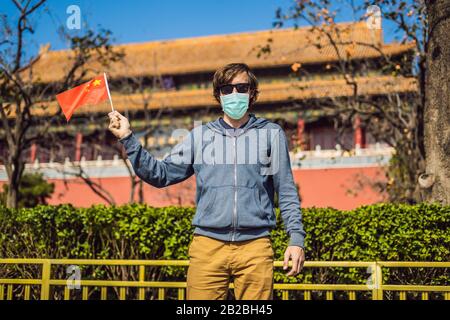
{"left": 0, "top": 259, "right": 449, "bottom": 300}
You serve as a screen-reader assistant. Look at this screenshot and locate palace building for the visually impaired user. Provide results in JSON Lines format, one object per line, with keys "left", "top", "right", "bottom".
{"left": 0, "top": 21, "right": 417, "bottom": 209}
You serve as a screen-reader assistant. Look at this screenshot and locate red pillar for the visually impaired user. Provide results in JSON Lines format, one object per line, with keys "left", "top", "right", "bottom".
{"left": 297, "top": 117, "right": 306, "bottom": 150}
{"left": 75, "top": 132, "right": 83, "bottom": 161}
{"left": 30, "top": 143, "right": 37, "bottom": 162}
{"left": 354, "top": 116, "right": 365, "bottom": 148}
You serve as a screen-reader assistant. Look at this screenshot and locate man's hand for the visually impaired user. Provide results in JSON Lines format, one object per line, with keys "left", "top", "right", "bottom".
{"left": 283, "top": 246, "right": 305, "bottom": 277}
{"left": 108, "top": 111, "right": 132, "bottom": 139}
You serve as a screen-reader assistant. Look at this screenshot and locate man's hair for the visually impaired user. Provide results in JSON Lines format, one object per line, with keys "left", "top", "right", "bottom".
{"left": 212, "top": 63, "right": 259, "bottom": 106}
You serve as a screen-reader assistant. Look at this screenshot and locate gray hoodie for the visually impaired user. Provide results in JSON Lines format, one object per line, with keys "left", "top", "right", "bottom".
{"left": 118, "top": 113, "right": 306, "bottom": 247}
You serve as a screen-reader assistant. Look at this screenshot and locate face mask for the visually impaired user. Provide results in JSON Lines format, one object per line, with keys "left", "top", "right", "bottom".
{"left": 220, "top": 92, "right": 249, "bottom": 120}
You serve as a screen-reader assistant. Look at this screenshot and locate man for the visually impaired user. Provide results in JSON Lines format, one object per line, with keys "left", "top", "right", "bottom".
{"left": 108, "top": 63, "right": 306, "bottom": 300}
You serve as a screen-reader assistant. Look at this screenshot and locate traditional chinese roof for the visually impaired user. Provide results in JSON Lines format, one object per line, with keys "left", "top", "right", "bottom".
{"left": 29, "top": 22, "right": 414, "bottom": 83}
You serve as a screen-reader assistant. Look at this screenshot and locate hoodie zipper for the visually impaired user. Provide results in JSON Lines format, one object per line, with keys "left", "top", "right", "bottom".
{"left": 206, "top": 118, "right": 266, "bottom": 242}
{"left": 232, "top": 135, "right": 237, "bottom": 242}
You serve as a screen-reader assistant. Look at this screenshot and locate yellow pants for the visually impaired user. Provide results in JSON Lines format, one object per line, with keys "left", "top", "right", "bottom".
{"left": 186, "top": 234, "right": 274, "bottom": 300}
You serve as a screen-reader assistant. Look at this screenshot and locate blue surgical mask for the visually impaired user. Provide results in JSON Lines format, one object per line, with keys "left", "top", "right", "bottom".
{"left": 220, "top": 92, "right": 249, "bottom": 120}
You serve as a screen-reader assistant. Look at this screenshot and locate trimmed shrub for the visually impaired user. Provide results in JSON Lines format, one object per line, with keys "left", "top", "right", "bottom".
{"left": 0, "top": 203, "right": 448, "bottom": 299}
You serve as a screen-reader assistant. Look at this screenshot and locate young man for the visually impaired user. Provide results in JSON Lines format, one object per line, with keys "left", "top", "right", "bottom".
{"left": 108, "top": 63, "right": 306, "bottom": 300}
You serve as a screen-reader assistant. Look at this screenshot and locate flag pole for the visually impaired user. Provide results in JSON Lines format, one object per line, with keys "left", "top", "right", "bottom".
{"left": 103, "top": 72, "right": 114, "bottom": 111}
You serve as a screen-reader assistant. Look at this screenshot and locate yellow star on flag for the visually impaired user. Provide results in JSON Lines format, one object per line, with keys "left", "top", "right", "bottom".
{"left": 93, "top": 79, "right": 102, "bottom": 86}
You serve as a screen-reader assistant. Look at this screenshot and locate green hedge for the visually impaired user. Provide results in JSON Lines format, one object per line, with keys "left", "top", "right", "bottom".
{"left": 0, "top": 203, "right": 449, "bottom": 299}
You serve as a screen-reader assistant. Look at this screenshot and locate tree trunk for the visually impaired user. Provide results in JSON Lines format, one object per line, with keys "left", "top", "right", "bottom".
{"left": 3, "top": 142, "right": 19, "bottom": 208}
{"left": 6, "top": 156, "right": 24, "bottom": 209}
{"left": 6, "top": 184, "right": 18, "bottom": 208}
{"left": 422, "top": 0, "right": 450, "bottom": 204}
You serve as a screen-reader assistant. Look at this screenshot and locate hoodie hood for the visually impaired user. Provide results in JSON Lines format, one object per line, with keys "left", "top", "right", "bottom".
{"left": 206, "top": 113, "right": 270, "bottom": 136}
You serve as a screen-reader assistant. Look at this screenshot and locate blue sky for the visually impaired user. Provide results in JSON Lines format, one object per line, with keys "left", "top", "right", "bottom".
{"left": 2, "top": 0, "right": 402, "bottom": 57}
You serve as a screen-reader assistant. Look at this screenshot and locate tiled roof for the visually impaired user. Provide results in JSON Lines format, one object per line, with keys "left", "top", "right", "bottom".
{"left": 28, "top": 22, "right": 414, "bottom": 83}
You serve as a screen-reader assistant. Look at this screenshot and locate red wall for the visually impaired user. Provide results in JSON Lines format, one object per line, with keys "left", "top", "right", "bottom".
{"left": 293, "top": 167, "right": 387, "bottom": 209}
{"left": 0, "top": 167, "right": 386, "bottom": 210}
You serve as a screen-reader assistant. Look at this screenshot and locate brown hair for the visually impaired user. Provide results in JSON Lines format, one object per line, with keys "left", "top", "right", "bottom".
{"left": 212, "top": 63, "right": 259, "bottom": 106}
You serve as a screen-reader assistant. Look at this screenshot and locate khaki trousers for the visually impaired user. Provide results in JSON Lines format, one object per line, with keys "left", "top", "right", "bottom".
{"left": 186, "top": 234, "right": 274, "bottom": 300}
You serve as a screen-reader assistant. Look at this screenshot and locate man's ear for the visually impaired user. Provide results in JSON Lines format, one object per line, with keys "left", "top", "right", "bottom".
{"left": 250, "top": 89, "right": 259, "bottom": 105}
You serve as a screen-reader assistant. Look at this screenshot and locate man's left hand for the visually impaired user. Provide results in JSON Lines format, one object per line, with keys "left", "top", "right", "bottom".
{"left": 283, "top": 246, "right": 305, "bottom": 277}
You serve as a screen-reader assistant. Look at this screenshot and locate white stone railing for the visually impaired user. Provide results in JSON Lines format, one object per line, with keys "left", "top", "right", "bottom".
{"left": 290, "top": 144, "right": 394, "bottom": 159}
{"left": 0, "top": 146, "right": 394, "bottom": 179}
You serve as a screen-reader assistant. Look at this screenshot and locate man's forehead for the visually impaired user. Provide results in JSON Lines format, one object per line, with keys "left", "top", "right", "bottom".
{"left": 230, "top": 72, "right": 249, "bottom": 83}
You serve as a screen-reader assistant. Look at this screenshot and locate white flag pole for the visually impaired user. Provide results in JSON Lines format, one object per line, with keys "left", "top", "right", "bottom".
{"left": 103, "top": 72, "right": 114, "bottom": 112}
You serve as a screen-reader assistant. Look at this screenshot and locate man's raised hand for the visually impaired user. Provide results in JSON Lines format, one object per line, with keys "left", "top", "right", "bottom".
{"left": 108, "top": 110, "right": 132, "bottom": 139}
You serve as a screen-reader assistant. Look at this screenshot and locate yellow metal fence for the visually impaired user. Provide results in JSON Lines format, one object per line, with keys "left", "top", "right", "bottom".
{"left": 0, "top": 259, "right": 449, "bottom": 300}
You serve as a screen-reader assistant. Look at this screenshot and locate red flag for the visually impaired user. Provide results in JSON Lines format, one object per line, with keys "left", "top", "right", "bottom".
{"left": 56, "top": 75, "right": 109, "bottom": 121}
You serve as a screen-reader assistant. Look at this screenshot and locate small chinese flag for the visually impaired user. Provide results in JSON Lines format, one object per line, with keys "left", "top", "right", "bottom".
{"left": 56, "top": 74, "right": 109, "bottom": 121}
